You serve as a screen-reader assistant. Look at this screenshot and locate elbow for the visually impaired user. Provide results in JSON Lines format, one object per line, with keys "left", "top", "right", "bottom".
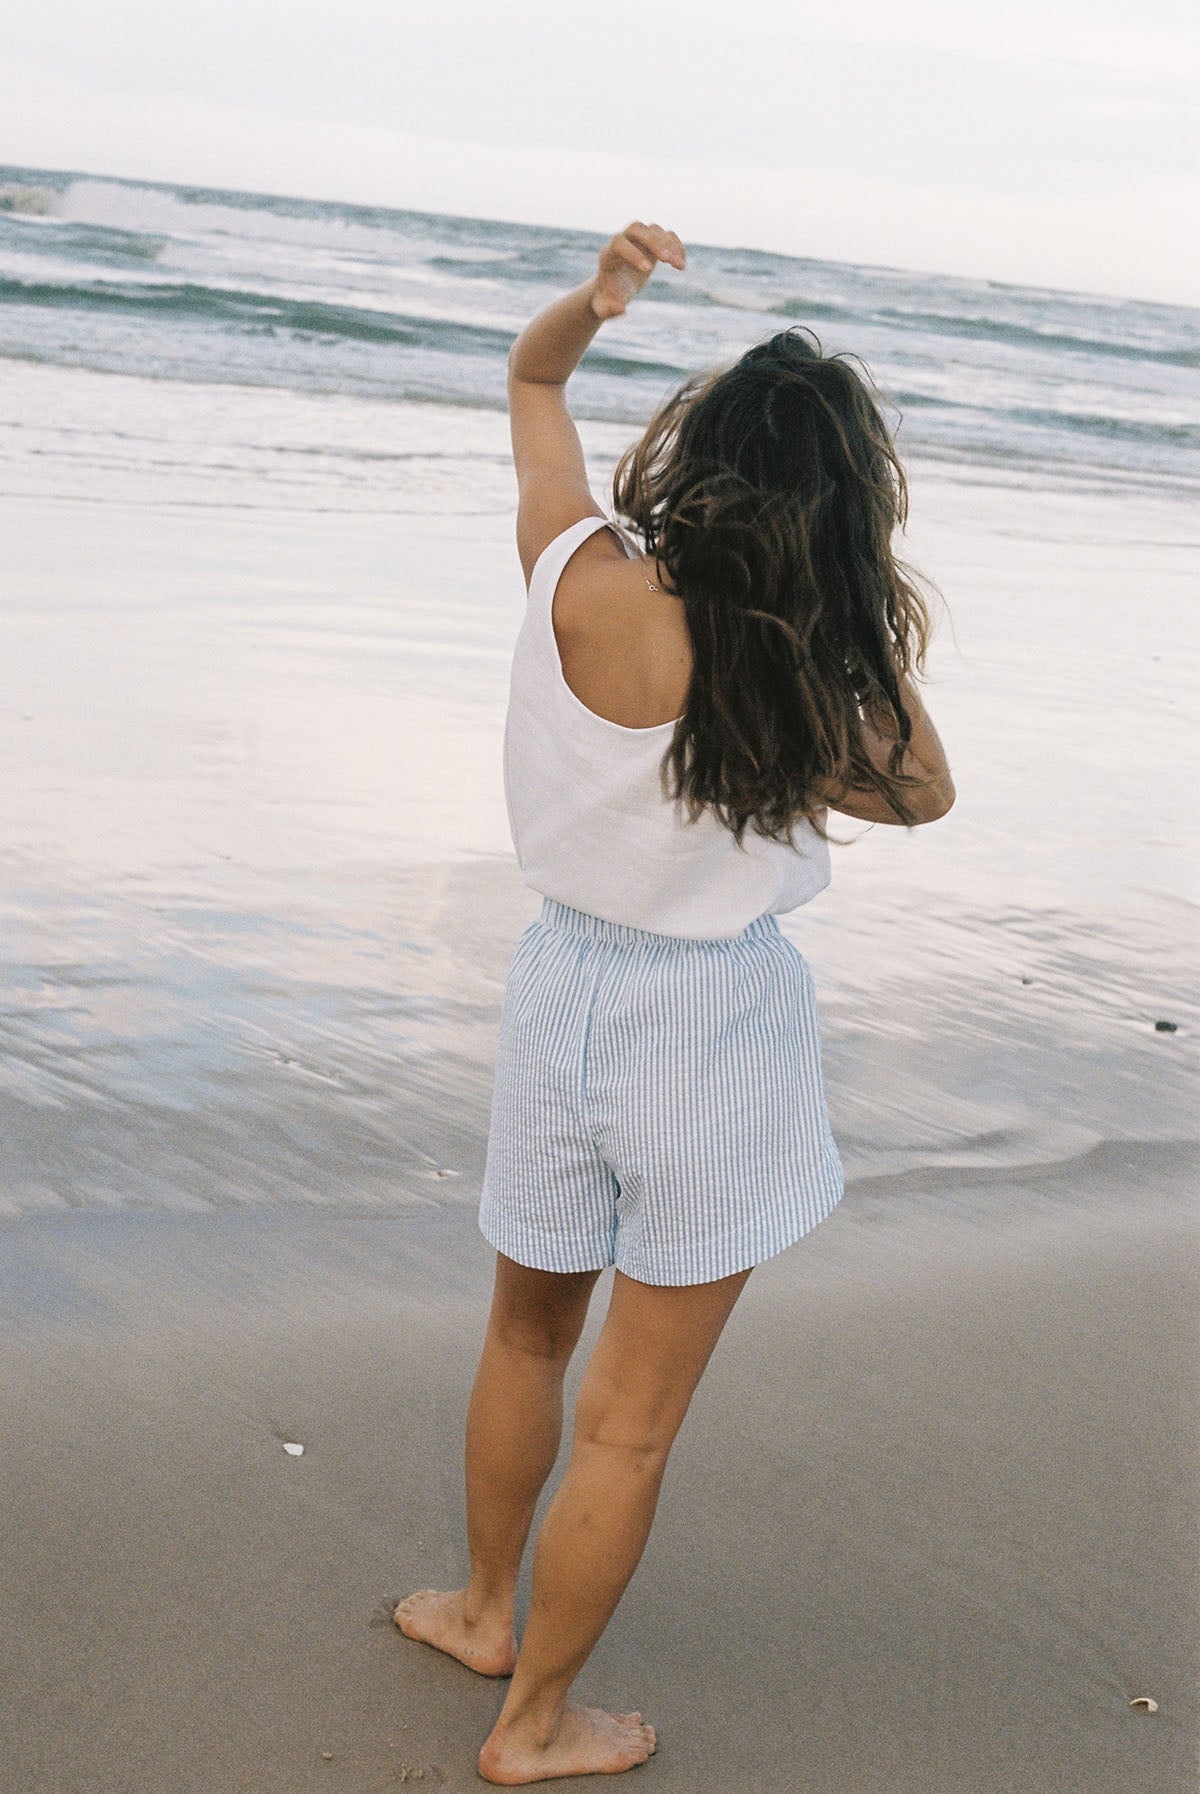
{"left": 914, "top": 773, "right": 955, "bottom": 823}
{"left": 507, "top": 335, "right": 529, "bottom": 387}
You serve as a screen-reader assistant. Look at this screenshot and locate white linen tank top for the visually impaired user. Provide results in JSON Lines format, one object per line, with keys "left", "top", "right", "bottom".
{"left": 502, "top": 514, "right": 831, "bottom": 939}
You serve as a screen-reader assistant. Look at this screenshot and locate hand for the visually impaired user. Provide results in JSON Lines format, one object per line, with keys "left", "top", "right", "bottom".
{"left": 589, "top": 221, "right": 687, "bottom": 320}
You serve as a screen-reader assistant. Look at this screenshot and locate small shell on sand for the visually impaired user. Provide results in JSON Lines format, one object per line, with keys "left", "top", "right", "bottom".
{"left": 1130, "top": 1696, "right": 1159, "bottom": 1712}
{"left": 282, "top": 1441, "right": 305, "bottom": 1456}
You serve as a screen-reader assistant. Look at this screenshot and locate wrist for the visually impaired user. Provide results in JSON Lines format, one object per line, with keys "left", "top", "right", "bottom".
{"left": 508, "top": 283, "right": 605, "bottom": 385}
{"left": 583, "top": 275, "right": 606, "bottom": 321}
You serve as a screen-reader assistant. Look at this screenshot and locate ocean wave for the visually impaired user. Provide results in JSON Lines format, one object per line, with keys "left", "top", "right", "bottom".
{"left": 999, "top": 404, "right": 1199, "bottom": 450}
{"left": 605, "top": 283, "right": 1200, "bottom": 376}
{"left": 427, "top": 244, "right": 589, "bottom": 285}
{"left": 0, "top": 274, "right": 520, "bottom": 356}
{"left": 47, "top": 176, "right": 596, "bottom": 277}
{"left": 869, "top": 304, "right": 1200, "bottom": 370}
{"left": 886, "top": 387, "right": 1199, "bottom": 456}
{"left": 0, "top": 273, "right": 699, "bottom": 390}
{"left": 428, "top": 254, "right": 523, "bottom": 279}
{"left": 49, "top": 176, "right": 417, "bottom": 263}
{"left": 0, "top": 216, "right": 166, "bottom": 268}
{"left": 770, "top": 296, "right": 860, "bottom": 325}
{"left": 0, "top": 184, "right": 57, "bottom": 216}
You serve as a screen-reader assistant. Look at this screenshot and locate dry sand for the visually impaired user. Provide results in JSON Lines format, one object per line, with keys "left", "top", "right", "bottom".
{"left": 2, "top": 1140, "right": 1196, "bottom": 1794}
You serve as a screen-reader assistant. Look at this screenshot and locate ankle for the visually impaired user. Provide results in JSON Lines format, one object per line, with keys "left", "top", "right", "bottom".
{"left": 463, "top": 1580, "right": 516, "bottom": 1628}
{"left": 493, "top": 1690, "right": 569, "bottom": 1748}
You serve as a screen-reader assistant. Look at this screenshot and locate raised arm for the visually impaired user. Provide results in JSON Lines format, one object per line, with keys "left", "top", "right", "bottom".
{"left": 507, "top": 223, "right": 686, "bottom": 583}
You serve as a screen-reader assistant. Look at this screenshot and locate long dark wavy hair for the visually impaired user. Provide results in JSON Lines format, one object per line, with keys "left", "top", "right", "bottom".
{"left": 612, "top": 328, "right": 936, "bottom": 841}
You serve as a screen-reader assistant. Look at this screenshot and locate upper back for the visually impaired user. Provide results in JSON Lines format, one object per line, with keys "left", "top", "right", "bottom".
{"left": 551, "top": 524, "right": 692, "bottom": 731}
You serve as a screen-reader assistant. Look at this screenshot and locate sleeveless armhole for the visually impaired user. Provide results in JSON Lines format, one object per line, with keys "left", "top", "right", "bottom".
{"left": 526, "top": 515, "right": 639, "bottom": 602}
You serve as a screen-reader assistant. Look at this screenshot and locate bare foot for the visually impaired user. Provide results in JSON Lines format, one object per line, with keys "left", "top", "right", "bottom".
{"left": 478, "top": 1704, "right": 657, "bottom": 1784}
{"left": 393, "top": 1589, "right": 517, "bottom": 1677}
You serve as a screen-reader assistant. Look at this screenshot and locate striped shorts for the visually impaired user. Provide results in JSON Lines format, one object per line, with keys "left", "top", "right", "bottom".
{"left": 478, "top": 898, "right": 843, "bottom": 1287}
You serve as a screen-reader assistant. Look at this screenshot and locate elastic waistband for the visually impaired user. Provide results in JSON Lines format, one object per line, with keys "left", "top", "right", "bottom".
{"left": 538, "top": 896, "right": 781, "bottom": 949}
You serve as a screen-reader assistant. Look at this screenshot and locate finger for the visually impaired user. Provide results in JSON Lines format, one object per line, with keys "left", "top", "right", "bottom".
{"left": 654, "top": 226, "right": 686, "bottom": 269}
{"left": 664, "top": 229, "right": 687, "bottom": 268}
{"left": 613, "top": 238, "right": 655, "bottom": 275}
{"left": 621, "top": 222, "right": 659, "bottom": 270}
{"left": 627, "top": 220, "right": 686, "bottom": 270}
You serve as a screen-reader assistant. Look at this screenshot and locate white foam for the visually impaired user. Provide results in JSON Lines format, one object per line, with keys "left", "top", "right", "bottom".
{"left": 54, "top": 176, "right": 420, "bottom": 263}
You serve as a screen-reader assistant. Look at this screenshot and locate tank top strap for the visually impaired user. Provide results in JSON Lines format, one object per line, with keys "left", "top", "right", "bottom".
{"left": 607, "top": 520, "right": 643, "bottom": 560}
{"left": 527, "top": 515, "right": 639, "bottom": 606}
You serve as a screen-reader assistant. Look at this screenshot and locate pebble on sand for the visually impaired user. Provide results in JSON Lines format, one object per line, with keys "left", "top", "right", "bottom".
{"left": 282, "top": 1441, "right": 304, "bottom": 1456}
{"left": 1153, "top": 1019, "right": 1178, "bottom": 1033}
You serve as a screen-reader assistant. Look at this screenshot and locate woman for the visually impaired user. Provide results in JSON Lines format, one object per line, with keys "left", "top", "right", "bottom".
{"left": 396, "top": 222, "right": 954, "bottom": 1785}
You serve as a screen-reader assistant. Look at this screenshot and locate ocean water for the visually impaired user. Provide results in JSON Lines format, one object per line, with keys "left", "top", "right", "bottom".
{"left": 3, "top": 165, "right": 1198, "bottom": 497}
{"left": 0, "top": 166, "right": 1197, "bottom": 1219}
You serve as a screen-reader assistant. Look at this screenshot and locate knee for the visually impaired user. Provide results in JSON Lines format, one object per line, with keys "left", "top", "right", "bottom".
{"left": 491, "top": 1310, "right": 579, "bottom": 1367}
{"left": 572, "top": 1382, "right": 679, "bottom": 1469}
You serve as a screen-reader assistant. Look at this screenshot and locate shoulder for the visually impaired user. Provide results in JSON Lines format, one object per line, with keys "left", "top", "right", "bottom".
{"left": 553, "top": 528, "right": 670, "bottom": 641}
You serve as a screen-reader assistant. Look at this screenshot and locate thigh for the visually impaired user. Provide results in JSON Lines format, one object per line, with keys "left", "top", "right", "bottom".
{"left": 574, "top": 1266, "right": 751, "bottom": 1452}
{"left": 486, "top": 1252, "right": 603, "bottom": 1362}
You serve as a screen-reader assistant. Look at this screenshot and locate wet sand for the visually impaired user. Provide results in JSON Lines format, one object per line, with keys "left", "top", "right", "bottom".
{"left": 2, "top": 1140, "right": 1196, "bottom": 1794}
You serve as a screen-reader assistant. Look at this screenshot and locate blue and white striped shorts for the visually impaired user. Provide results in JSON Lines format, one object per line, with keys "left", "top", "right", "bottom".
{"left": 479, "top": 898, "right": 844, "bottom": 1287}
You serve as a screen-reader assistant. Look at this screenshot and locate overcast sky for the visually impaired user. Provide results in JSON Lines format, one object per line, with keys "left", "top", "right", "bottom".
{"left": 3, "top": 0, "right": 1197, "bottom": 304}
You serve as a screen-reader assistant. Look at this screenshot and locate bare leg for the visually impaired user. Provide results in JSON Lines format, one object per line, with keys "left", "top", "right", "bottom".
{"left": 395, "top": 1254, "right": 600, "bottom": 1675}
{"left": 478, "top": 1264, "right": 752, "bottom": 1785}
